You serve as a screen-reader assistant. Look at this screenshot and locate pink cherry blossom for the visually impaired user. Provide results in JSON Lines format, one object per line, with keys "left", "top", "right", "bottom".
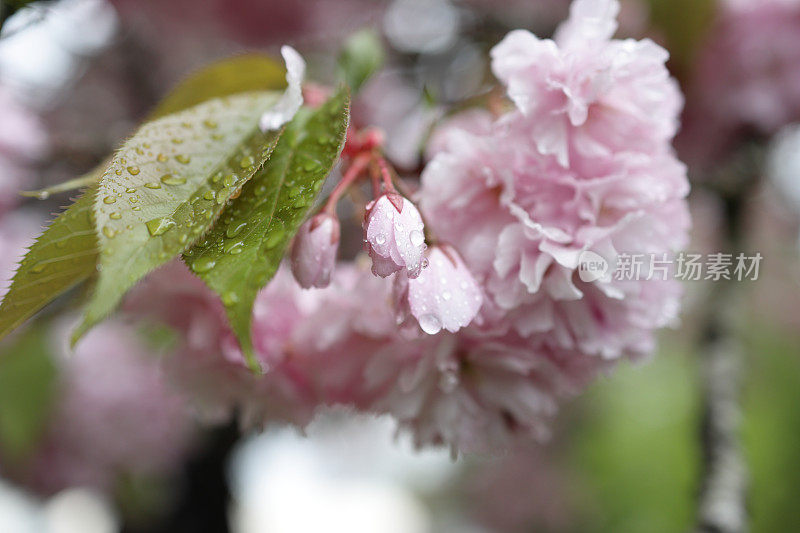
{"left": 290, "top": 213, "right": 340, "bottom": 289}
{"left": 127, "top": 256, "right": 610, "bottom": 453}
{"left": 490, "top": 0, "right": 681, "bottom": 168}
{"left": 364, "top": 330, "right": 609, "bottom": 453}
{"left": 420, "top": 0, "right": 689, "bottom": 364}
{"left": 364, "top": 193, "right": 427, "bottom": 278}
{"left": 125, "top": 262, "right": 320, "bottom": 426}
{"left": 395, "top": 245, "right": 483, "bottom": 335}
{"left": 127, "top": 261, "right": 397, "bottom": 426}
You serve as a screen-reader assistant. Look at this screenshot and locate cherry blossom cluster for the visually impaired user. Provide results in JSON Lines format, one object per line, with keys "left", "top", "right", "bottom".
{"left": 129, "top": 0, "right": 690, "bottom": 453}
{"left": 289, "top": 124, "right": 483, "bottom": 336}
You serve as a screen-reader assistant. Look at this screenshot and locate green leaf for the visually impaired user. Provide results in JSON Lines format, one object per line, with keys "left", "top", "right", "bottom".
{"left": 184, "top": 88, "right": 351, "bottom": 372}
{"left": 1, "top": 53, "right": 291, "bottom": 343}
{"left": 73, "top": 91, "right": 284, "bottom": 344}
{"left": 338, "top": 29, "right": 384, "bottom": 93}
{"left": 19, "top": 54, "right": 286, "bottom": 202}
{"left": 149, "top": 54, "right": 287, "bottom": 120}
{"left": 0, "top": 325, "right": 58, "bottom": 462}
{"left": 0, "top": 186, "right": 99, "bottom": 341}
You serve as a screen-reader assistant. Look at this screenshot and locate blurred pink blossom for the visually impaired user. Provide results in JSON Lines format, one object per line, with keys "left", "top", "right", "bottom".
{"left": 693, "top": 0, "right": 800, "bottom": 136}
{"left": 25, "top": 319, "right": 195, "bottom": 494}
{"left": 462, "top": 444, "right": 575, "bottom": 532}
{"left": 129, "top": 261, "right": 603, "bottom": 452}
{"left": 0, "top": 86, "right": 47, "bottom": 214}
{"left": 126, "top": 262, "right": 319, "bottom": 427}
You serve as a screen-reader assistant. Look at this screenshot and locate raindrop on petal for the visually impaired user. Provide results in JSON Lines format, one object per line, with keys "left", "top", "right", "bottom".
{"left": 418, "top": 314, "right": 442, "bottom": 335}
{"left": 410, "top": 229, "right": 424, "bottom": 247}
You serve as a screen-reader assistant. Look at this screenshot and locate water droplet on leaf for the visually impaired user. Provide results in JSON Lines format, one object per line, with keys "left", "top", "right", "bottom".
{"left": 161, "top": 174, "right": 186, "bottom": 185}
{"left": 224, "top": 241, "right": 244, "bottom": 255}
{"left": 192, "top": 256, "right": 216, "bottom": 273}
{"left": 226, "top": 222, "right": 247, "bottom": 239}
{"left": 145, "top": 217, "right": 176, "bottom": 236}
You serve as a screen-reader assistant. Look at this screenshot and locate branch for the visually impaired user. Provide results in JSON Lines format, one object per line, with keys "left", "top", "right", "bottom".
{"left": 121, "top": 422, "right": 240, "bottom": 533}
{"left": 695, "top": 162, "right": 757, "bottom": 533}
{"left": 695, "top": 279, "right": 747, "bottom": 533}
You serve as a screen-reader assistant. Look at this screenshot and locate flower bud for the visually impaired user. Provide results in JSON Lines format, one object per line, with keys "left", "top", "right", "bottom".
{"left": 290, "top": 213, "right": 340, "bottom": 289}
{"left": 395, "top": 245, "right": 483, "bottom": 335}
{"left": 364, "top": 193, "right": 426, "bottom": 278}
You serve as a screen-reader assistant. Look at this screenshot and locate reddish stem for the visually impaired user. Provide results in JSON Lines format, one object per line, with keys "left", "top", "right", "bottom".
{"left": 324, "top": 153, "right": 370, "bottom": 214}
{"left": 376, "top": 156, "right": 398, "bottom": 194}
{"left": 369, "top": 160, "right": 382, "bottom": 198}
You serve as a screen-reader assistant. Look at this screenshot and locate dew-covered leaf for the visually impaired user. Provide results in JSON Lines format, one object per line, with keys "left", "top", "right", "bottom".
{"left": 0, "top": 186, "right": 99, "bottom": 342}
{"left": 73, "top": 91, "right": 284, "bottom": 344}
{"left": 21, "top": 54, "right": 286, "bottom": 203}
{"left": 149, "top": 54, "right": 287, "bottom": 120}
{"left": 184, "top": 88, "right": 350, "bottom": 371}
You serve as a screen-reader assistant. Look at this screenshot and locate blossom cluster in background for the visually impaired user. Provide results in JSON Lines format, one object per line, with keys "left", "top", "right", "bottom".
{"left": 20, "top": 319, "right": 195, "bottom": 495}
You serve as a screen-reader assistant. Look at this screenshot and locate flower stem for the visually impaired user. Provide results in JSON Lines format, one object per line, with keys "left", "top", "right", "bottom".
{"left": 324, "top": 153, "right": 370, "bottom": 214}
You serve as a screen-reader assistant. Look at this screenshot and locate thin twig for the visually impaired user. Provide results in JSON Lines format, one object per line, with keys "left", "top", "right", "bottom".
{"left": 695, "top": 163, "right": 757, "bottom": 533}
{"left": 696, "top": 278, "right": 748, "bottom": 533}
